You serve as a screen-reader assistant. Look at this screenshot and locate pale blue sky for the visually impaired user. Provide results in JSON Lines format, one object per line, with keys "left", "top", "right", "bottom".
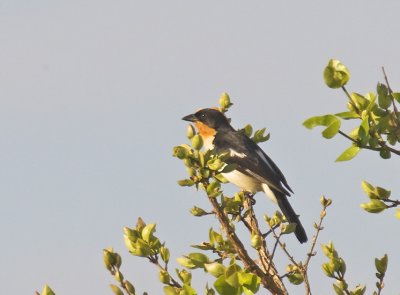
{"left": 1, "top": 1, "right": 399, "bottom": 294}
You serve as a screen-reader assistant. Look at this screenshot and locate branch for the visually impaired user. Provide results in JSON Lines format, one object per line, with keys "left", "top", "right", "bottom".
{"left": 208, "top": 196, "right": 288, "bottom": 294}
{"left": 242, "top": 195, "right": 280, "bottom": 279}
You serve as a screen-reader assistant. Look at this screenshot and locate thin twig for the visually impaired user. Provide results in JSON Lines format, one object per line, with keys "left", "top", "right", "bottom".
{"left": 382, "top": 67, "right": 399, "bottom": 116}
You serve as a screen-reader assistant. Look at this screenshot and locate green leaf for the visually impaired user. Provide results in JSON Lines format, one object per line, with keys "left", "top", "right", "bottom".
{"left": 141, "top": 223, "right": 156, "bottom": 242}
{"left": 333, "top": 283, "right": 345, "bottom": 295}
{"left": 361, "top": 180, "right": 378, "bottom": 199}
{"left": 225, "top": 267, "right": 240, "bottom": 289}
{"left": 335, "top": 145, "right": 361, "bottom": 162}
{"left": 177, "top": 257, "right": 197, "bottom": 269}
{"left": 375, "top": 254, "right": 388, "bottom": 274}
{"left": 252, "top": 128, "right": 270, "bottom": 143}
{"left": 280, "top": 223, "right": 297, "bottom": 235}
{"left": 377, "top": 83, "right": 391, "bottom": 109}
{"left": 214, "top": 275, "right": 241, "bottom": 295}
{"left": 187, "top": 252, "right": 210, "bottom": 268}
{"left": 358, "top": 118, "right": 370, "bottom": 146}
{"left": 335, "top": 111, "right": 359, "bottom": 119}
{"left": 206, "top": 181, "right": 221, "bottom": 198}
{"left": 181, "top": 284, "right": 197, "bottom": 295}
{"left": 241, "top": 124, "right": 253, "bottom": 137}
{"left": 391, "top": 92, "right": 400, "bottom": 103}
{"left": 239, "top": 272, "right": 261, "bottom": 294}
{"left": 360, "top": 199, "right": 388, "bottom": 213}
{"left": 323, "top": 59, "right": 350, "bottom": 89}
{"left": 204, "top": 262, "right": 225, "bottom": 277}
{"left": 177, "top": 179, "right": 195, "bottom": 187}
{"left": 303, "top": 115, "right": 341, "bottom": 139}
{"left": 177, "top": 269, "right": 192, "bottom": 284}
{"left": 350, "top": 93, "right": 369, "bottom": 110}
{"left": 375, "top": 186, "right": 391, "bottom": 199}
{"left": 190, "top": 206, "right": 208, "bottom": 217}
{"left": 160, "top": 246, "right": 170, "bottom": 263}
{"left": 322, "top": 262, "right": 335, "bottom": 278}
{"left": 287, "top": 271, "right": 304, "bottom": 285}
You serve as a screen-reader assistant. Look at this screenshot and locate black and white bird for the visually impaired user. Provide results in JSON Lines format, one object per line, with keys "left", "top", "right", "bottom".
{"left": 183, "top": 108, "right": 307, "bottom": 243}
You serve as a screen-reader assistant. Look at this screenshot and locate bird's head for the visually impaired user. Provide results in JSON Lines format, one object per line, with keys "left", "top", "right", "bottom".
{"left": 182, "top": 108, "right": 230, "bottom": 130}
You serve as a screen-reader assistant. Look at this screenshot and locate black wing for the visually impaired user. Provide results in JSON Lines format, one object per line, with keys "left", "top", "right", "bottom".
{"left": 214, "top": 130, "right": 293, "bottom": 196}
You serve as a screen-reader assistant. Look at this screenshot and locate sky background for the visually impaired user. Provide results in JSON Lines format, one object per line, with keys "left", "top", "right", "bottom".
{"left": 1, "top": 1, "right": 400, "bottom": 294}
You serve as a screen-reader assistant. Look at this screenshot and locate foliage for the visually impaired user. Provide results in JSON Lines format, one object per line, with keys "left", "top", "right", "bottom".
{"left": 304, "top": 59, "right": 400, "bottom": 218}
{"left": 38, "top": 62, "right": 398, "bottom": 294}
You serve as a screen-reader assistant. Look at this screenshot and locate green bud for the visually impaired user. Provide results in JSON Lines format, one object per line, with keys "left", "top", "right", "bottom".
{"left": 141, "top": 223, "right": 156, "bottom": 242}
{"left": 178, "top": 269, "right": 192, "bottom": 284}
{"left": 136, "top": 217, "right": 146, "bottom": 231}
{"left": 103, "top": 248, "right": 116, "bottom": 270}
{"left": 287, "top": 271, "right": 304, "bottom": 285}
{"left": 159, "top": 270, "right": 171, "bottom": 284}
{"left": 115, "top": 269, "right": 124, "bottom": 283}
{"left": 280, "top": 223, "right": 297, "bottom": 235}
{"left": 336, "top": 280, "right": 348, "bottom": 291}
{"left": 360, "top": 199, "right": 388, "bottom": 213}
{"left": 124, "top": 280, "right": 135, "bottom": 294}
{"left": 206, "top": 181, "right": 221, "bottom": 197}
{"left": 110, "top": 284, "right": 124, "bottom": 295}
{"left": 320, "top": 196, "right": 332, "bottom": 207}
{"left": 187, "top": 125, "right": 196, "bottom": 139}
{"left": 251, "top": 234, "right": 262, "bottom": 249}
{"left": 242, "top": 124, "right": 253, "bottom": 137}
{"left": 160, "top": 246, "right": 170, "bottom": 263}
{"left": 379, "top": 149, "right": 391, "bottom": 159}
{"left": 191, "top": 134, "right": 203, "bottom": 150}
{"left": 177, "top": 179, "right": 195, "bottom": 187}
{"left": 42, "top": 285, "right": 56, "bottom": 295}
{"left": 375, "top": 254, "right": 388, "bottom": 274}
{"left": 323, "top": 59, "right": 350, "bottom": 89}
{"left": 322, "top": 262, "right": 335, "bottom": 278}
{"left": 207, "top": 158, "right": 225, "bottom": 171}
{"left": 173, "top": 146, "right": 189, "bottom": 159}
{"left": 219, "top": 92, "right": 232, "bottom": 110}
{"left": 190, "top": 206, "right": 208, "bottom": 217}
{"left": 199, "top": 168, "right": 210, "bottom": 178}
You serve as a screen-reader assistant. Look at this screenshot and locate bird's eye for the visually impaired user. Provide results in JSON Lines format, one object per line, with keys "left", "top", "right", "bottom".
{"left": 200, "top": 113, "right": 206, "bottom": 118}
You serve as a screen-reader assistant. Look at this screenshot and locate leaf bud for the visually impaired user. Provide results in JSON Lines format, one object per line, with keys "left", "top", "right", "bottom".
{"left": 323, "top": 59, "right": 350, "bottom": 89}
{"left": 191, "top": 134, "right": 203, "bottom": 150}
{"left": 187, "top": 124, "right": 196, "bottom": 139}
{"left": 159, "top": 270, "right": 171, "bottom": 284}
{"left": 219, "top": 92, "right": 232, "bottom": 110}
{"left": 190, "top": 206, "right": 208, "bottom": 217}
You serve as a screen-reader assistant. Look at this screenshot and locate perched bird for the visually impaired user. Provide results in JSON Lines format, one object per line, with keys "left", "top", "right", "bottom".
{"left": 182, "top": 108, "right": 307, "bottom": 243}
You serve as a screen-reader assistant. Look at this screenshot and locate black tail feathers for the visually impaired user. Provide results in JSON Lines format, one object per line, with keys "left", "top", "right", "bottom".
{"left": 276, "top": 194, "right": 308, "bottom": 243}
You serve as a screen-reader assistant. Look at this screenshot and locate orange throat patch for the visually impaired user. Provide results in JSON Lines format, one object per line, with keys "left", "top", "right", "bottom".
{"left": 195, "top": 121, "right": 216, "bottom": 149}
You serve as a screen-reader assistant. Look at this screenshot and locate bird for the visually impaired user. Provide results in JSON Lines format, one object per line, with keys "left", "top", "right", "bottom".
{"left": 182, "top": 108, "right": 307, "bottom": 243}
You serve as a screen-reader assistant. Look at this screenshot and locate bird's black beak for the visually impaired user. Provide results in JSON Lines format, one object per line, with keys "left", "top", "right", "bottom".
{"left": 182, "top": 113, "right": 197, "bottom": 122}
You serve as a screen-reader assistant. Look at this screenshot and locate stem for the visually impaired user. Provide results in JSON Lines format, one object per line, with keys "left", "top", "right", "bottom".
{"left": 382, "top": 67, "right": 399, "bottom": 116}
{"left": 208, "top": 195, "right": 287, "bottom": 294}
